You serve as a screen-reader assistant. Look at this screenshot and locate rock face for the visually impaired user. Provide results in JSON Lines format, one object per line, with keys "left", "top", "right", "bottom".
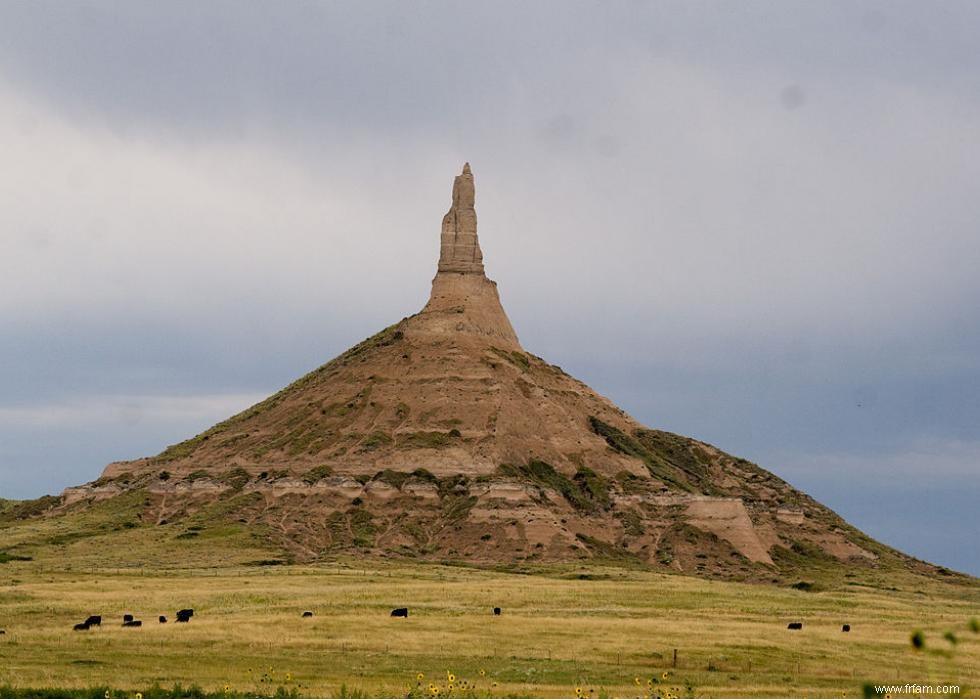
{"left": 438, "top": 163, "right": 484, "bottom": 274}
{"left": 66, "top": 163, "right": 949, "bottom": 583}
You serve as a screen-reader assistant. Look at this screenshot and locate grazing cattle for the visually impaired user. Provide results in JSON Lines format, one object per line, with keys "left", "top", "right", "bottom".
{"left": 493, "top": 607, "right": 501, "bottom": 616}
{"left": 787, "top": 622, "right": 803, "bottom": 630}
{"left": 122, "top": 620, "right": 142, "bottom": 627}
{"left": 390, "top": 607, "right": 409, "bottom": 617}
{"left": 123, "top": 614, "right": 134, "bottom": 623}
{"left": 842, "top": 624, "right": 851, "bottom": 632}
{"left": 175, "top": 608, "right": 194, "bottom": 622}
{"left": 0, "top": 629, "right": 5, "bottom": 634}
{"left": 159, "top": 616, "right": 168, "bottom": 623}
{"left": 302, "top": 611, "right": 314, "bottom": 617}
{"left": 73, "top": 623, "right": 89, "bottom": 631}
{"left": 84, "top": 615, "right": 102, "bottom": 626}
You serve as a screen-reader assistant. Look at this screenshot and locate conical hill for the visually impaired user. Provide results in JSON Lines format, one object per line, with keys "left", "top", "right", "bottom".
{"left": 52, "top": 164, "right": 961, "bottom": 583}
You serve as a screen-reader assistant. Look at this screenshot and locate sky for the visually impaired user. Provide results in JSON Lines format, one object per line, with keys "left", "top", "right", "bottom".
{"left": 0, "top": 1, "right": 977, "bottom": 575}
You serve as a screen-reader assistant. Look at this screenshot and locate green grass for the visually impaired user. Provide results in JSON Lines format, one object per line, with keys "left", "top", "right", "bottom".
{"left": 490, "top": 348, "right": 530, "bottom": 372}
{"left": 302, "top": 465, "right": 335, "bottom": 484}
{"left": 398, "top": 432, "right": 456, "bottom": 449}
{"left": 588, "top": 418, "right": 695, "bottom": 492}
{"left": 497, "top": 460, "right": 611, "bottom": 513}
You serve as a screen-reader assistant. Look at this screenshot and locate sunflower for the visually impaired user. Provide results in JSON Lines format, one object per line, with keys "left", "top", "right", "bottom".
{"left": 479, "top": 669, "right": 487, "bottom": 677}
{"left": 661, "top": 672, "right": 668, "bottom": 681}
{"left": 448, "top": 673, "right": 456, "bottom": 683}
{"left": 575, "top": 687, "right": 583, "bottom": 696}
{"left": 418, "top": 673, "right": 425, "bottom": 681}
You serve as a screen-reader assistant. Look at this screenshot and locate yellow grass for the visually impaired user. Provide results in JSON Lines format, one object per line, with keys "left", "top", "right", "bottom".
{"left": 0, "top": 559, "right": 977, "bottom": 698}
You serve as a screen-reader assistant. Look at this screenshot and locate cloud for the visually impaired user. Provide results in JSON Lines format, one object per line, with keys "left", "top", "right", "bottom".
{"left": 0, "top": 3, "right": 977, "bottom": 573}
{"left": 0, "top": 393, "right": 265, "bottom": 430}
{"left": 770, "top": 438, "right": 980, "bottom": 483}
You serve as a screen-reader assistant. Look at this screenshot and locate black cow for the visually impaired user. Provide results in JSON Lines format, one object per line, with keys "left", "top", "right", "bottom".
{"left": 787, "top": 622, "right": 803, "bottom": 630}
{"left": 122, "top": 620, "right": 142, "bottom": 627}
{"left": 0, "top": 629, "right": 5, "bottom": 634}
{"left": 84, "top": 615, "right": 102, "bottom": 626}
{"left": 159, "top": 616, "right": 167, "bottom": 623}
{"left": 493, "top": 607, "right": 501, "bottom": 616}
{"left": 390, "top": 607, "right": 409, "bottom": 617}
{"left": 302, "top": 611, "right": 314, "bottom": 617}
{"left": 123, "top": 614, "right": 134, "bottom": 623}
{"left": 175, "top": 609, "right": 193, "bottom": 623}
{"left": 73, "top": 623, "right": 89, "bottom": 631}
{"left": 842, "top": 624, "right": 851, "bottom": 632}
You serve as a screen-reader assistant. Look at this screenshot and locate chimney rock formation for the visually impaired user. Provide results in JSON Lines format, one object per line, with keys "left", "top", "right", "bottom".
{"left": 419, "top": 164, "right": 520, "bottom": 348}
{"left": 61, "top": 162, "right": 955, "bottom": 584}
{"left": 438, "top": 162, "right": 484, "bottom": 274}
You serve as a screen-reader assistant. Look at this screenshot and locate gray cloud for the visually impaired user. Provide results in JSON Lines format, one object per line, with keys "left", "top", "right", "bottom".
{"left": 0, "top": 2, "right": 977, "bottom": 575}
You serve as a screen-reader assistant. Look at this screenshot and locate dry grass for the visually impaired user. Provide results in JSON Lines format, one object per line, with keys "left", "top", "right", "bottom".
{"left": 0, "top": 559, "right": 976, "bottom": 698}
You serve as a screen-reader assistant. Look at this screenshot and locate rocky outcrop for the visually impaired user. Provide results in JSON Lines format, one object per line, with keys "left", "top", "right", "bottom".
{"left": 438, "top": 163, "right": 484, "bottom": 274}
{"left": 417, "top": 163, "right": 520, "bottom": 347}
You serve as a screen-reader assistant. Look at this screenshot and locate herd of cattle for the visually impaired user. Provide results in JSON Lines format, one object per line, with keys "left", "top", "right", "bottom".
{"left": 0, "top": 608, "right": 853, "bottom": 634}
{"left": 59, "top": 606, "right": 493, "bottom": 628}
{"left": 71, "top": 609, "right": 194, "bottom": 630}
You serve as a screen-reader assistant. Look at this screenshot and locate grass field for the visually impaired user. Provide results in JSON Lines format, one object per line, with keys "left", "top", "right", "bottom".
{"left": 0, "top": 557, "right": 977, "bottom": 699}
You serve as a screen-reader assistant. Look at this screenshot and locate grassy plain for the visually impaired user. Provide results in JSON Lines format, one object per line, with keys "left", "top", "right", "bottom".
{"left": 0, "top": 556, "right": 977, "bottom": 699}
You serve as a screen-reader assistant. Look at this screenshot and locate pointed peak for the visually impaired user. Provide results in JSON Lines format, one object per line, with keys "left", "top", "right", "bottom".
{"left": 437, "top": 164, "right": 484, "bottom": 274}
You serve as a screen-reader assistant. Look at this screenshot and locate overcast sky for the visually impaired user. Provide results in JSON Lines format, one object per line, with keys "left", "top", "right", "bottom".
{"left": 0, "top": 1, "right": 977, "bottom": 575}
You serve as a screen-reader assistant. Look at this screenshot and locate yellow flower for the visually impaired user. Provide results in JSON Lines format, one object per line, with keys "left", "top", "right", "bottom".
{"left": 448, "top": 673, "right": 456, "bottom": 683}
{"left": 576, "top": 687, "right": 583, "bottom": 696}
{"left": 661, "top": 672, "right": 668, "bottom": 680}
{"left": 479, "top": 669, "right": 487, "bottom": 677}
{"left": 136, "top": 694, "right": 143, "bottom": 699}
{"left": 418, "top": 673, "right": 425, "bottom": 680}
{"left": 286, "top": 672, "right": 293, "bottom": 682}
{"left": 105, "top": 692, "right": 111, "bottom": 699}
{"left": 634, "top": 677, "right": 641, "bottom": 686}
{"left": 492, "top": 682, "right": 499, "bottom": 688}
{"left": 224, "top": 686, "right": 230, "bottom": 693}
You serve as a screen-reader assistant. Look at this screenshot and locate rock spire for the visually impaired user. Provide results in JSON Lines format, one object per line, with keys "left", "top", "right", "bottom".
{"left": 421, "top": 163, "right": 520, "bottom": 348}
{"left": 438, "top": 163, "right": 485, "bottom": 274}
